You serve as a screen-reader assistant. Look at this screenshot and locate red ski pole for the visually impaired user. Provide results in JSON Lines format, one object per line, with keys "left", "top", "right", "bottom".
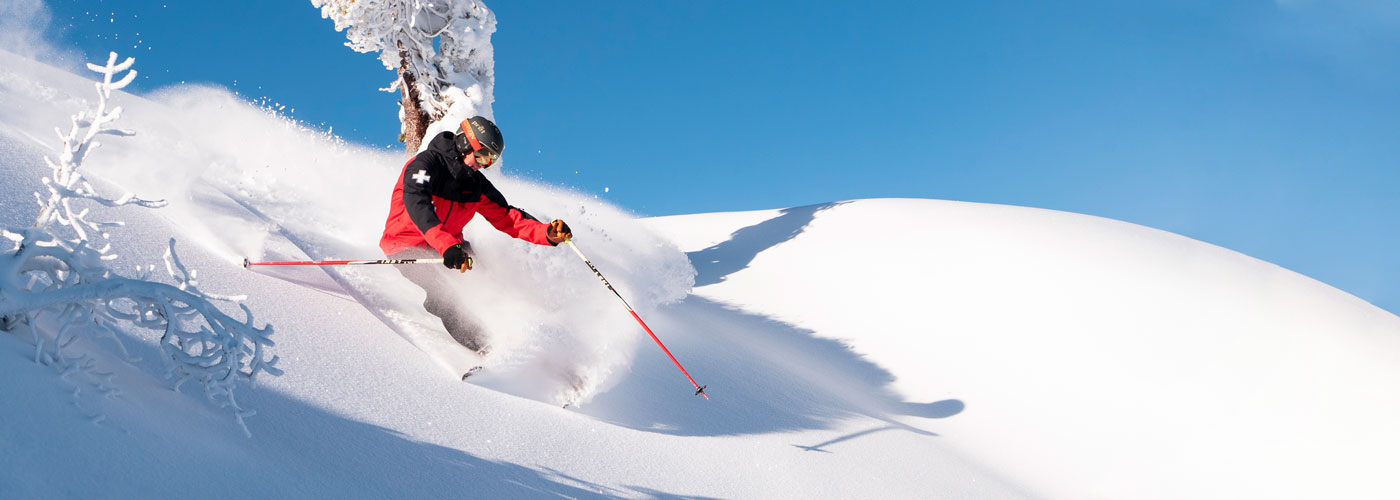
{"left": 242, "top": 257, "right": 453, "bottom": 268}
{"left": 565, "top": 240, "right": 708, "bottom": 400}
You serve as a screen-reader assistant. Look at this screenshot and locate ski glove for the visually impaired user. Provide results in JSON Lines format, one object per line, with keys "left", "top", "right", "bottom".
{"left": 547, "top": 219, "right": 573, "bottom": 245}
{"left": 442, "top": 243, "right": 473, "bottom": 272}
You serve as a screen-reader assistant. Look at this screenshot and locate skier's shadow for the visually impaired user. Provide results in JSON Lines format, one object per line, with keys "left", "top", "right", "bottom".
{"left": 688, "top": 202, "right": 847, "bottom": 287}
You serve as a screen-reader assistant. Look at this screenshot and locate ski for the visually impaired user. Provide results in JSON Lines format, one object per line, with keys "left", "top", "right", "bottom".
{"left": 460, "top": 366, "right": 483, "bottom": 381}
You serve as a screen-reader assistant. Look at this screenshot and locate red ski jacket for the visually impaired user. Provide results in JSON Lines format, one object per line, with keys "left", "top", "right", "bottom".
{"left": 379, "top": 132, "right": 554, "bottom": 256}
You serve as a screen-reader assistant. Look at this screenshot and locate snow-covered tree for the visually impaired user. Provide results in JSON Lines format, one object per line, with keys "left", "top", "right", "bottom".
{"left": 0, "top": 52, "right": 281, "bottom": 437}
{"left": 311, "top": 0, "right": 498, "bottom": 153}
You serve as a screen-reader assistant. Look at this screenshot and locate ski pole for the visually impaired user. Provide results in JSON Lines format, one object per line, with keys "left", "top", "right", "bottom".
{"left": 565, "top": 240, "right": 708, "bottom": 400}
{"left": 242, "top": 257, "right": 452, "bottom": 268}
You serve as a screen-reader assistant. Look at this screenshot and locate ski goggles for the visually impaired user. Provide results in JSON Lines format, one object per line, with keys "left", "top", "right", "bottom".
{"left": 472, "top": 147, "right": 499, "bottom": 167}
{"left": 455, "top": 131, "right": 499, "bottom": 167}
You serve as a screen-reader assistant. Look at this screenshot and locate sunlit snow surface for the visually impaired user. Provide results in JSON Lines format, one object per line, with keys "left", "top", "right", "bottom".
{"left": 3, "top": 49, "right": 1399, "bottom": 499}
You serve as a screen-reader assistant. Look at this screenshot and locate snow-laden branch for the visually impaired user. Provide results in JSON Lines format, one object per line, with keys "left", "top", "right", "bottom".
{"left": 35, "top": 51, "right": 158, "bottom": 232}
{"left": 1, "top": 231, "right": 281, "bottom": 436}
{"left": 3, "top": 52, "right": 279, "bottom": 437}
{"left": 311, "top": 0, "right": 497, "bottom": 126}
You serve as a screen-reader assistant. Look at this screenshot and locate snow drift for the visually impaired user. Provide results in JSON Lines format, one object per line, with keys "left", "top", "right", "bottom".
{"left": 648, "top": 199, "right": 1400, "bottom": 499}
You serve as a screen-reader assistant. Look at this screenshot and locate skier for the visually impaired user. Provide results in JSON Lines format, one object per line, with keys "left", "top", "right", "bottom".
{"left": 379, "top": 116, "right": 571, "bottom": 355}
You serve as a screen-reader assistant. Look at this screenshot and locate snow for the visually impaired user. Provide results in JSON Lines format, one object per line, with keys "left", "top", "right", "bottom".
{"left": 650, "top": 200, "right": 1400, "bottom": 499}
{"left": 3, "top": 47, "right": 1400, "bottom": 500}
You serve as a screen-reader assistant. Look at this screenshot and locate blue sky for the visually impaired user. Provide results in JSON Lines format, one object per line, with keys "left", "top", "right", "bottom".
{"left": 23, "top": 0, "right": 1400, "bottom": 314}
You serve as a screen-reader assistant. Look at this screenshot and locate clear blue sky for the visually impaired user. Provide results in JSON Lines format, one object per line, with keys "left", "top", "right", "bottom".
{"left": 31, "top": 0, "right": 1400, "bottom": 315}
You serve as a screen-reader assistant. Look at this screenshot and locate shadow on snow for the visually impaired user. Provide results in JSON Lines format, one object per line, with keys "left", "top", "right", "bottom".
{"left": 687, "top": 202, "right": 847, "bottom": 287}
{"left": 28, "top": 328, "right": 713, "bottom": 500}
{"left": 581, "top": 296, "right": 963, "bottom": 442}
{"left": 581, "top": 206, "right": 964, "bottom": 450}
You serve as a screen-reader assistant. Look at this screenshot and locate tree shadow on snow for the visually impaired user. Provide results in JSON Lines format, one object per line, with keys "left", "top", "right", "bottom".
{"left": 78, "top": 326, "right": 699, "bottom": 499}
{"left": 241, "top": 392, "right": 644, "bottom": 499}
{"left": 578, "top": 296, "right": 965, "bottom": 446}
{"left": 236, "top": 388, "right": 715, "bottom": 500}
{"left": 580, "top": 203, "right": 963, "bottom": 446}
{"left": 790, "top": 400, "right": 967, "bottom": 453}
{"left": 791, "top": 425, "right": 906, "bottom": 453}
{"left": 688, "top": 202, "right": 848, "bottom": 287}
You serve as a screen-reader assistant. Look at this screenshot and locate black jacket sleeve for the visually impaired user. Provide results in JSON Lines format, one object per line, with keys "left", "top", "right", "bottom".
{"left": 402, "top": 156, "right": 442, "bottom": 235}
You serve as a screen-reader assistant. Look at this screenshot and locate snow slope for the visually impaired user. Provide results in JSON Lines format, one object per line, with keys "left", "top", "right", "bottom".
{"left": 4, "top": 48, "right": 1400, "bottom": 500}
{"left": 647, "top": 201, "right": 1400, "bottom": 499}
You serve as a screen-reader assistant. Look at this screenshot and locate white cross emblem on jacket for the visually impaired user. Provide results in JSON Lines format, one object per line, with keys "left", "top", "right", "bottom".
{"left": 412, "top": 169, "right": 430, "bottom": 184}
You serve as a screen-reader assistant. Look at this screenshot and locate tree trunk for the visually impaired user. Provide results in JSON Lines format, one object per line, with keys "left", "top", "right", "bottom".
{"left": 398, "top": 48, "right": 431, "bottom": 155}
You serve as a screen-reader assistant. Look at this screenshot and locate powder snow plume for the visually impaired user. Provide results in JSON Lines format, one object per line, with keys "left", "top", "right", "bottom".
{"left": 30, "top": 76, "right": 694, "bottom": 406}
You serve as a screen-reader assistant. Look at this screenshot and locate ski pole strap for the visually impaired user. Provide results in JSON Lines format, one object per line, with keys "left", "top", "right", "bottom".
{"left": 242, "top": 257, "right": 445, "bottom": 268}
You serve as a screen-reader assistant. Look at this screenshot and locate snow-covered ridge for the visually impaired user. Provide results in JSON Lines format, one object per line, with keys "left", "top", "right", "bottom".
{"left": 648, "top": 199, "right": 1400, "bottom": 498}
{"left": 4, "top": 48, "right": 1400, "bottom": 499}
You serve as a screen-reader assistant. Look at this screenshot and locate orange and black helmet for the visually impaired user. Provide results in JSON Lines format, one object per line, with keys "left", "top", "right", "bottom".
{"left": 454, "top": 116, "right": 503, "bottom": 157}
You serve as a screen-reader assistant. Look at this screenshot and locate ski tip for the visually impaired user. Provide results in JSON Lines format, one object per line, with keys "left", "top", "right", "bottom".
{"left": 461, "top": 366, "right": 484, "bottom": 382}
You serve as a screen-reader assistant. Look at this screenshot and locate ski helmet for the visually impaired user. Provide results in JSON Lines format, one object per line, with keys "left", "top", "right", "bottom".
{"left": 455, "top": 116, "right": 504, "bottom": 157}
